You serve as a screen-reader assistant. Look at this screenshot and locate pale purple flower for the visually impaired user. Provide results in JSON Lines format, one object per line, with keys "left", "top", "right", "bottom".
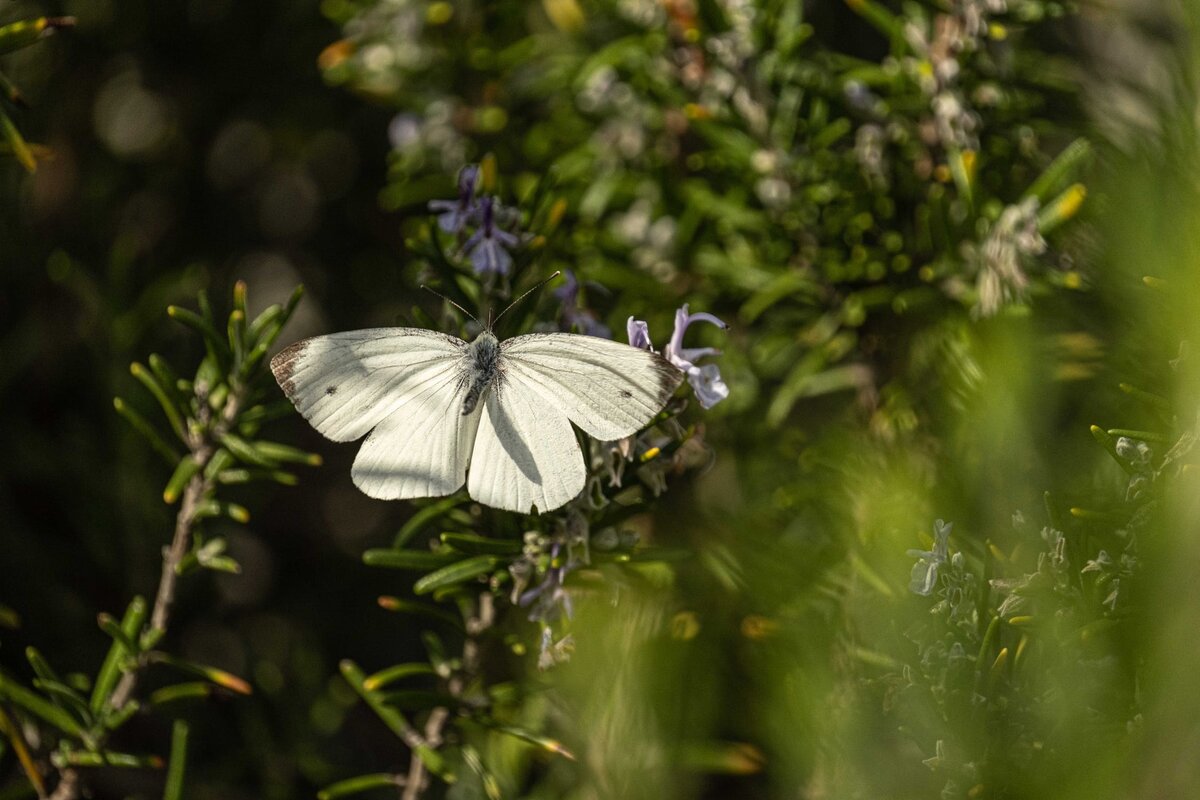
{"left": 428, "top": 164, "right": 480, "bottom": 234}
{"left": 907, "top": 519, "right": 952, "bottom": 596}
{"left": 555, "top": 270, "right": 612, "bottom": 338}
{"left": 685, "top": 364, "right": 727, "bottom": 408}
{"left": 663, "top": 304, "right": 730, "bottom": 409}
{"left": 463, "top": 196, "right": 519, "bottom": 275}
{"left": 626, "top": 317, "right": 653, "bottom": 351}
{"left": 627, "top": 305, "right": 729, "bottom": 409}
{"left": 519, "top": 542, "right": 573, "bottom": 622}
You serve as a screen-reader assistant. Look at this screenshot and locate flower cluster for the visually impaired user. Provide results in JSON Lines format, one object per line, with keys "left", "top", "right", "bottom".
{"left": 508, "top": 512, "right": 594, "bottom": 668}
{"left": 1116, "top": 435, "right": 1154, "bottom": 501}
{"left": 902, "top": 7, "right": 995, "bottom": 152}
{"left": 428, "top": 164, "right": 522, "bottom": 275}
{"left": 907, "top": 518, "right": 953, "bottom": 596}
{"left": 628, "top": 305, "right": 730, "bottom": 409}
{"left": 972, "top": 197, "right": 1046, "bottom": 317}
{"left": 901, "top": 446, "right": 1153, "bottom": 795}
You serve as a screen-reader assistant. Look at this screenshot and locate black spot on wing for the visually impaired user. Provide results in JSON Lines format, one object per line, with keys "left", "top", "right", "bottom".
{"left": 325, "top": 386, "right": 337, "bottom": 396}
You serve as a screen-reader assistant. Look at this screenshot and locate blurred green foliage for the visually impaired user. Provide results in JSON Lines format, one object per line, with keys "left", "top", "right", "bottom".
{"left": 0, "top": 15, "right": 73, "bottom": 172}
{"left": 3, "top": 0, "right": 1200, "bottom": 798}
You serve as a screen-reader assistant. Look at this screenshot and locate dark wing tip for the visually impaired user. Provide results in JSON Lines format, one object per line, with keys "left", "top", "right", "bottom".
{"left": 651, "top": 353, "right": 686, "bottom": 404}
{"left": 269, "top": 339, "right": 310, "bottom": 396}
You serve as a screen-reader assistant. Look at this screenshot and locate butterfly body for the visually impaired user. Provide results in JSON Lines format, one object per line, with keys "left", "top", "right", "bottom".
{"left": 271, "top": 326, "right": 682, "bottom": 514}
{"left": 461, "top": 331, "right": 501, "bottom": 416}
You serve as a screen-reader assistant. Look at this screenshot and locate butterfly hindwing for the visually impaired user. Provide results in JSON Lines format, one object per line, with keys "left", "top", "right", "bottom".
{"left": 351, "top": 364, "right": 482, "bottom": 500}
{"left": 499, "top": 332, "right": 683, "bottom": 440}
{"left": 467, "top": 372, "right": 585, "bottom": 514}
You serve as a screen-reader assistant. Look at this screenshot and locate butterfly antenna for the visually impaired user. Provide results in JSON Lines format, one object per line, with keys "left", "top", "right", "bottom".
{"left": 492, "top": 271, "right": 563, "bottom": 327}
{"left": 420, "top": 284, "right": 482, "bottom": 329}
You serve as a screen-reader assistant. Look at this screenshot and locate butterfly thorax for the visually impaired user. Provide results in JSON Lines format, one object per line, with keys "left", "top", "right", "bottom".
{"left": 461, "top": 331, "right": 501, "bottom": 415}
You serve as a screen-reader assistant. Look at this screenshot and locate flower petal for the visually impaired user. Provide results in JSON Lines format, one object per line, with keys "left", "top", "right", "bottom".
{"left": 686, "top": 311, "right": 729, "bottom": 330}
{"left": 909, "top": 560, "right": 939, "bottom": 596}
{"left": 686, "top": 363, "right": 729, "bottom": 409}
{"left": 470, "top": 238, "right": 512, "bottom": 274}
{"left": 665, "top": 304, "right": 729, "bottom": 366}
{"left": 666, "top": 304, "right": 692, "bottom": 361}
{"left": 627, "top": 317, "right": 653, "bottom": 351}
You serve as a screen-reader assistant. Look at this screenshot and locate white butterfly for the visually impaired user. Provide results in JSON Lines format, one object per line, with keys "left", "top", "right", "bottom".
{"left": 270, "top": 325, "right": 683, "bottom": 513}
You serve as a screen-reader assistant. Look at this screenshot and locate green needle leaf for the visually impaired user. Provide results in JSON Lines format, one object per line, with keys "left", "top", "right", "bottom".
{"left": 218, "top": 433, "right": 278, "bottom": 467}
{"left": 1118, "top": 382, "right": 1174, "bottom": 414}
{"left": 247, "top": 304, "right": 283, "bottom": 341}
{"left": 130, "top": 361, "right": 187, "bottom": 442}
{"left": 0, "top": 670, "right": 86, "bottom": 737}
{"left": 339, "top": 660, "right": 451, "bottom": 781}
{"left": 483, "top": 722, "right": 577, "bottom": 761}
{"left": 162, "top": 455, "right": 203, "bottom": 504}
{"left": 363, "top": 549, "right": 457, "bottom": 570}
{"left": 0, "top": 17, "right": 74, "bottom": 55}
{"left": 92, "top": 596, "right": 146, "bottom": 714}
{"left": 148, "top": 653, "right": 252, "bottom": 695}
{"left": 0, "top": 107, "right": 34, "bottom": 173}
{"left": 24, "top": 647, "right": 59, "bottom": 684}
{"left": 164, "top": 720, "right": 189, "bottom": 800}
{"left": 1106, "top": 428, "right": 1172, "bottom": 444}
{"left": 167, "top": 304, "right": 229, "bottom": 363}
{"left": 250, "top": 440, "right": 323, "bottom": 466}
{"left": 113, "top": 397, "right": 180, "bottom": 465}
{"left": 149, "top": 682, "right": 214, "bottom": 708}
{"left": 97, "top": 613, "right": 140, "bottom": 656}
{"left": 317, "top": 773, "right": 403, "bottom": 800}
{"left": 280, "top": 284, "right": 305, "bottom": 326}
{"left": 1089, "top": 425, "right": 1135, "bottom": 475}
{"left": 30, "top": 678, "right": 91, "bottom": 724}
{"left": 395, "top": 496, "right": 467, "bottom": 547}
{"left": 1025, "top": 138, "right": 1092, "bottom": 202}
{"left": 52, "top": 750, "right": 164, "bottom": 769}
{"left": 440, "top": 532, "right": 522, "bottom": 555}
{"left": 362, "top": 663, "right": 437, "bottom": 691}
{"left": 376, "top": 597, "right": 464, "bottom": 630}
{"left": 413, "top": 556, "right": 502, "bottom": 595}
{"left": 216, "top": 467, "right": 298, "bottom": 486}
{"left": 1037, "top": 183, "right": 1087, "bottom": 234}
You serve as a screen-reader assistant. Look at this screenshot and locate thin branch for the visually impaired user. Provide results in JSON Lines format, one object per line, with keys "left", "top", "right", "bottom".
{"left": 50, "top": 388, "right": 244, "bottom": 800}
{"left": 400, "top": 709, "right": 445, "bottom": 800}
{"left": 109, "top": 390, "right": 239, "bottom": 711}
{"left": 107, "top": 469, "right": 206, "bottom": 711}
{"left": 46, "top": 769, "right": 77, "bottom": 800}
{"left": 401, "top": 593, "right": 495, "bottom": 800}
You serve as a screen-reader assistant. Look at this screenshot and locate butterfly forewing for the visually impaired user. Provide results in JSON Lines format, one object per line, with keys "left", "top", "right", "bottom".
{"left": 271, "top": 328, "right": 483, "bottom": 501}
{"left": 271, "top": 329, "right": 466, "bottom": 443}
{"left": 467, "top": 378, "right": 585, "bottom": 514}
{"left": 499, "top": 333, "right": 683, "bottom": 441}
